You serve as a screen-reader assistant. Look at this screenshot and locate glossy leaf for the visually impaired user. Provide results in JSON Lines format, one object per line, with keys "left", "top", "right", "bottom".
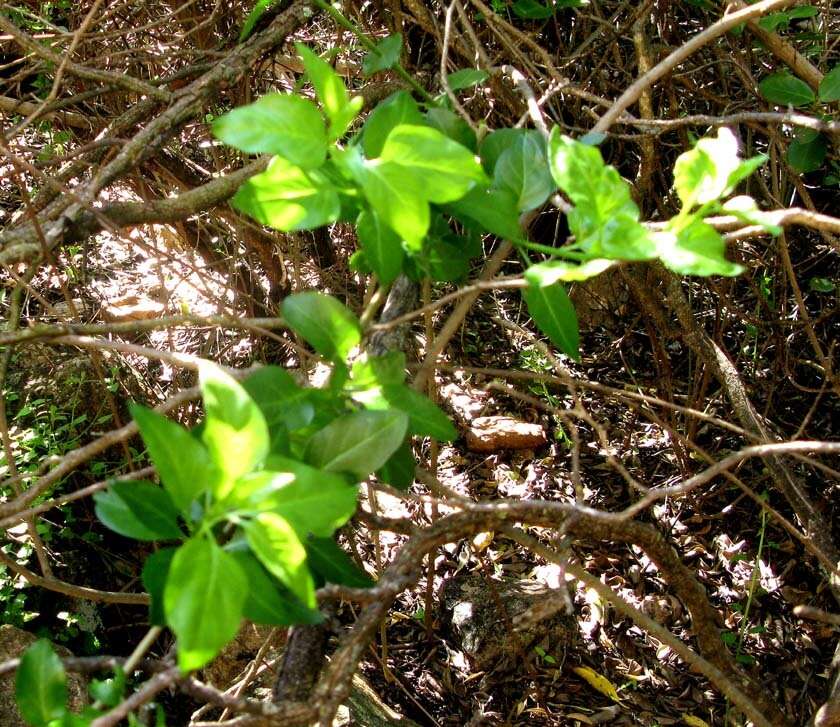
{"left": 212, "top": 93, "right": 327, "bottom": 168}
{"left": 787, "top": 131, "right": 828, "bottom": 173}
{"left": 362, "top": 33, "right": 402, "bottom": 76}
{"left": 282, "top": 291, "right": 361, "bottom": 362}
{"left": 231, "top": 550, "right": 323, "bottom": 625}
{"left": 380, "top": 385, "right": 457, "bottom": 440}
{"left": 142, "top": 547, "right": 177, "bottom": 626}
{"left": 759, "top": 72, "right": 815, "bottom": 107}
{"left": 480, "top": 128, "right": 530, "bottom": 174}
{"left": 199, "top": 361, "right": 269, "bottom": 494}
{"left": 306, "top": 537, "right": 374, "bottom": 588}
{"left": 235, "top": 460, "right": 358, "bottom": 537}
{"left": 242, "top": 366, "right": 315, "bottom": 434}
{"left": 447, "top": 185, "right": 523, "bottom": 240}
{"left": 16, "top": 640, "right": 66, "bottom": 727}
{"left": 306, "top": 409, "right": 409, "bottom": 479}
{"left": 356, "top": 209, "right": 404, "bottom": 285}
{"left": 130, "top": 404, "right": 218, "bottom": 512}
{"left": 361, "top": 91, "right": 424, "bottom": 159}
{"left": 425, "top": 107, "right": 477, "bottom": 151}
{"left": 94, "top": 481, "right": 182, "bottom": 541}
{"left": 244, "top": 512, "right": 315, "bottom": 608}
{"left": 164, "top": 538, "right": 247, "bottom": 671}
{"left": 673, "top": 128, "right": 743, "bottom": 207}
{"left": 350, "top": 351, "right": 407, "bottom": 389}
{"left": 232, "top": 155, "right": 340, "bottom": 232}
{"left": 376, "top": 439, "right": 416, "bottom": 490}
{"left": 493, "top": 131, "right": 555, "bottom": 212}
{"left": 655, "top": 220, "right": 743, "bottom": 277}
{"left": 524, "top": 283, "right": 580, "bottom": 361}
{"left": 819, "top": 64, "right": 840, "bottom": 103}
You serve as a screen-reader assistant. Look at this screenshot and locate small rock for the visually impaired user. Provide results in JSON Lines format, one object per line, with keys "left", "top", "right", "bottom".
{"left": 465, "top": 416, "right": 547, "bottom": 452}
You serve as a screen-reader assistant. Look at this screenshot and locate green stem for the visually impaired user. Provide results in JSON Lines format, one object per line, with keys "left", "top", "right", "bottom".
{"left": 308, "top": 0, "right": 434, "bottom": 103}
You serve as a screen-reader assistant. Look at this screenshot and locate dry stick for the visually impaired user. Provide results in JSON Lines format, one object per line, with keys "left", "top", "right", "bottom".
{"left": 592, "top": 0, "right": 804, "bottom": 134}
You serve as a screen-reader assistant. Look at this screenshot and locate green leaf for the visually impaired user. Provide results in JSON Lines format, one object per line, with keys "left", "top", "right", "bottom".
{"left": 480, "top": 128, "right": 530, "bottom": 175}
{"left": 350, "top": 351, "right": 407, "bottom": 389}
{"left": 759, "top": 72, "right": 816, "bottom": 107}
{"left": 164, "top": 538, "right": 247, "bottom": 671}
{"left": 89, "top": 668, "right": 125, "bottom": 708}
{"left": 725, "top": 154, "right": 767, "bottom": 192}
{"left": 282, "top": 291, "right": 361, "bottom": 362}
{"left": 525, "top": 258, "right": 614, "bottom": 286}
{"left": 523, "top": 283, "right": 580, "bottom": 360}
{"left": 234, "top": 460, "right": 357, "bottom": 537}
{"left": 425, "top": 107, "right": 477, "bottom": 151}
{"left": 721, "top": 195, "right": 781, "bottom": 235}
{"left": 415, "top": 232, "right": 473, "bottom": 283}
{"left": 230, "top": 550, "right": 323, "bottom": 625}
{"left": 306, "top": 537, "right": 374, "bottom": 588}
{"left": 130, "top": 404, "right": 218, "bottom": 512}
{"left": 142, "top": 547, "right": 177, "bottom": 626}
{"left": 380, "top": 385, "right": 457, "bottom": 440}
{"left": 447, "top": 68, "right": 489, "bottom": 91}
{"left": 787, "top": 130, "right": 828, "bottom": 173}
{"left": 361, "top": 91, "right": 424, "bottom": 159}
{"left": 232, "top": 155, "right": 340, "bottom": 232}
{"left": 362, "top": 34, "right": 402, "bottom": 76}
{"left": 199, "top": 361, "right": 269, "bottom": 495}
{"left": 242, "top": 366, "right": 315, "bottom": 435}
{"left": 513, "top": 0, "right": 554, "bottom": 19}
{"left": 376, "top": 439, "right": 415, "bottom": 490}
{"left": 446, "top": 185, "right": 523, "bottom": 240}
{"left": 295, "top": 43, "right": 362, "bottom": 140}
{"left": 356, "top": 209, "right": 404, "bottom": 285}
{"left": 16, "top": 640, "right": 67, "bottom": 727}
{"left": 378, "top": 125, "right": 488, "bottom": 203}
{"left": 819, "top": 64, "right": 840, "bottom": 103}
{"left": 549, "top": 129, "right": 655, "bottom": 260}
{"left": 306, "top": 409, "right": 409, "bottom": 479}
{"left": 655, "top": 219, "right": 743, "bottom": 277}
{"left": 492, "top": 131, "right": 555, "bottom": 212}
{"left": 758, "top": 5, "right": 818, "bottom": 32}
{"left": 809, "top": 276, "right": 835, "bottom": 293}
{"left": 673, "top": 128, "right": 743, "bottom": 207}
{"left": 238, "top": 0, "right": 279, "bottom": 41}
{"left": 212, "top": 94, "right": 327, "bottom": 168}
{"left": 94, "top": 481, "right": 182, "bottom": 541}
{"left": 243, "top": 512, "right": 315, "bottom": 608}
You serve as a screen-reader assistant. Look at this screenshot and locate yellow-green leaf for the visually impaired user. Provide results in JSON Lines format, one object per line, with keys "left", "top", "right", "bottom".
{"left": 572, "top": 665, "right": 623, "bottom": 702}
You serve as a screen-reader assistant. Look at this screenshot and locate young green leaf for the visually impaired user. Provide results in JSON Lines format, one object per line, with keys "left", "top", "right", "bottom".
{"left": 362, "top": 34, "right": 402, "bottom": 76}
{"left": 758, "top": 72, "right": 816, "bottom": 107}
{"left": 235, "top": 460, "right": 358, "bottom": 537}
{"left": 361, "top": 91, "right": 424, "bottom": 159}
{"left": 295, "top": 43, "right": 362, "bottom": 140}
{"left": 356, "top": 209, "right": 404, "bottom": 285}
{"left": 655, "top": 219, "right": 743, "bottom": 277}
{"left": 819, "top": 65, "right": 840, "bottom": 103}
{"left": 142, "top": 547, "right": 177, "bottom": 626}
{"left": 212, "top": 93, "right": 328, "bottom": 168}
{"left": 523, "top": 283, "right": 580, "bottom": 361}
{"left": 673, "top": 128, "right": 742, "bottom": 207}
{"left": 232, "top": 156, "right": 340, "bottom": 232}
{"left": 164, "top": 537, "right": 247, "bottom": 671}
{"left": 525, "top": 258, "right": 614, "bottom": 286}
{"left": 306, "top": 537, "right": 374, "bottom": 588}
{"left": 230, "top": 550, "right": 323, "bottom": 625}
{"left": 243, "top": 512, "right": 315, "bottom": 608}
{"left": 94, "top": 481, "right": 183, "bottom": 541}
{"left": 281, "top": 291, "right": 361, "bottom": 362}
{"left": 89, "top": 667, "right": 126, "bottom": 708}
{"left": 16, "top": 640, "right": 67, "bottom": 727}
{"left": 446, "top": 68, "right": 489, "bottom": 91}
{"left": 306, "top": 409, "right": 409, "bottom": 479}
{"left": 492, "top": 131, "right": 555, "bottom": 212}
{"left": 199, "top": 361, "right": 269, "bottom": 494}
{"left": 130, "top": 404, "right": 218, "bottom": 512}
{"left": 238, "top": 0, "right": 280, "bottom": 42}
